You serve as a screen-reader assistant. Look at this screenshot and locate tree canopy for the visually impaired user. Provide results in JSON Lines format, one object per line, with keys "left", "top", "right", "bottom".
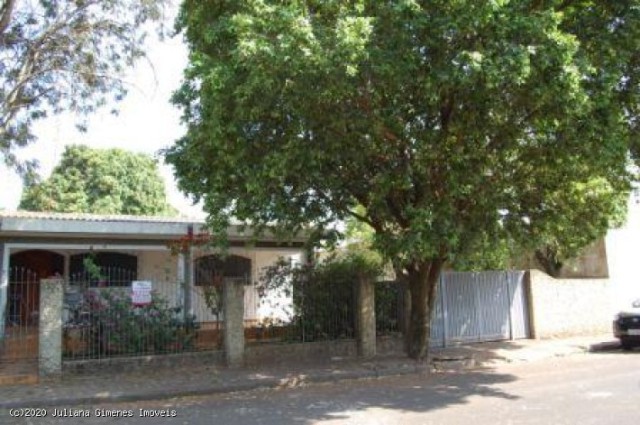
{"left": 0, "top": 0, "right": 168, "bottom": 176}
{"left": 21, "top": 145, "right": 176, "bottom": 216}
{"left": 166, "top": 1, "right": 639, "bottom": 359}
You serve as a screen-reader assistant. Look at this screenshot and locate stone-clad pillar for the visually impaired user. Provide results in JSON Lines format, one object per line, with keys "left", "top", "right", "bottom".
{"left": 223, "top": 278, "right": 245, "bottom": 367}
{"left": 356, "top": 276, "right": 376, "bottom": 358}
{"left": 39, "top": 278, "right": 64, "bottom": 377}
{"left": 0, "top": 243, "right": 7, "bottom": 339}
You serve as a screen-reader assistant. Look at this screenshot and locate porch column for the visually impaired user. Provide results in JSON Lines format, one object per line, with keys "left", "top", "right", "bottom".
{"left": 63, "top": 252, "right": 71, "bottom": 282}
{"left": 0, "top": 243, "right": 6, "bottom": 339}
{"left": 177, "top": 253, "right": 185, "bottom": 306}
{"left": 184, "top": 249, "right": 193, "bottom": 319}
{"left": 178, "top": 250, "right": 193, "bottom": 321}
{"left": 223, "top": 278, "right": 245, "bottom": 367}
{"left": 356, "top": 276, "right": 376, "bottom": 358}
{"left": 39, "top": 278, "right": 64, "bottom": 378}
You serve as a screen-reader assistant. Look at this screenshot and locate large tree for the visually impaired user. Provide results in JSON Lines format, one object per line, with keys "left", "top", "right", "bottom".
{"left": 21, "top": 145, "right": 176, "bottom": 216}
{"left": 0, "top": 0, "right": 168, "bottom": 175}
{"left": 166, "top": 1, "right": 638, "bottom": 359}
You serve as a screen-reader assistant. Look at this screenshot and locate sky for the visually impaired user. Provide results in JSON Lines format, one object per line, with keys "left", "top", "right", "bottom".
{"left": 0, "top": 15, "right": 204, "bottom": 218}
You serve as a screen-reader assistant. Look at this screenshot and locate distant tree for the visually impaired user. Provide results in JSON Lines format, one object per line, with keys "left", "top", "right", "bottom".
{"left": 530, "top": 178, "right": 628, "bottom": 277}
{"left": 20, "top": 145, "right": 177, "bottom": 216}
{"left": 166, "top": 1, "right": 638, "bottom": 359}
{"left": 0, "top": 0, "right": 169, "bottom": 176}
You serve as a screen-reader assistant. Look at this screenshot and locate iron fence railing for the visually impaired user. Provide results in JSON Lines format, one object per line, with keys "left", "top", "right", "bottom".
{"left": 63, "top": 278, "right": 224, "bottom": 361}
{"left": 69, "top": 266, "right": 136, "bottom": 288}
{"left": 1, "top": 267, "right": 41, "bottom": 366}
{"left": 245, "top": 278, "right": 356, "bottom": 344}
{"left": 375, "top": 281, "right": 405, "bottom": 336}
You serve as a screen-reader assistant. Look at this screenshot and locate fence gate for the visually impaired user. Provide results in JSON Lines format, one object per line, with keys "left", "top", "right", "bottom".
{"left": 430, "top": 270, "right": 530, "bottom": 347}
{"left": 0, "top": 267, "right": 40, "bottom": 377}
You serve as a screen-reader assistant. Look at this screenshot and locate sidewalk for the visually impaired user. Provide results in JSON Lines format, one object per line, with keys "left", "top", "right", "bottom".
{"left": 0, "top": 335, "right": 620, "bottom": 409}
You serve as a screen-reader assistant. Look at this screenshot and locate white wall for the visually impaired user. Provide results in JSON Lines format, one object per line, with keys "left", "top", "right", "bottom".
{"left": 137, "top": 250, "right": 178, "bottom": 283}
{"left": 528, "top": 270, "right": 613, "bottom": 338}
{"left": 605, "top": 193, "right": 640, "bottom": 310}
{"left": 136, "top": 247, "right": 304, "bottom": 323}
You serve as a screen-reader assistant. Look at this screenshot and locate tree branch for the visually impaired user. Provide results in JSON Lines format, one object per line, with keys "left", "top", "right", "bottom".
{"left": 345, "top": 208, "right": 382, "bottom": 233}
{"left": 0, "top": 0, "right": 16, "bottom": 38}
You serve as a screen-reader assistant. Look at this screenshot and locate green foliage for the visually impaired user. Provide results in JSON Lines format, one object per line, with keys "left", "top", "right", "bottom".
{"left": 0, "top": 0, "right": 169, "bottom": 176}
{"left": 76, "top": 289, "right": 198, "bottom": 357}
{"left": 20, "top": 145, "right": 177, "bottom": 215}
{"left": 257, "top": 253, "right": 382, "bottom": 342}
{"left": 529, "top": 178, "right": 629, "bottom": 276}
{"left": 168, "top": 1, "right": 635, "bottom": 267}
{"left": 450, "top": 235, "right": 518, "bottom": 272}
{"left": 344, "top": 205, "right": 375, "bottom": 248}
{"left": 82, "top": 253, "right": 104, "bottom": 283}
{"left": 167, "top": 1, "right": 639, "bottom": 357}
{"left": 200, "top": 280, "right": 223, "bottom": 325}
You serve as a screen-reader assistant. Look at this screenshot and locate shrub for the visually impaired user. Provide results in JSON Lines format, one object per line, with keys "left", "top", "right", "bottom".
{"left": 68, "top": 288, "right": 198, "bottom": 357}
{"left": 257, "top": 252, "right": 382, "bottom": 342}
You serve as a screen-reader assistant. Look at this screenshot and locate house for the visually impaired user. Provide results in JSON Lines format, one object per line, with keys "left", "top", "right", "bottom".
{"left": 0, "top": 211, "right": 307, "bottom": 375}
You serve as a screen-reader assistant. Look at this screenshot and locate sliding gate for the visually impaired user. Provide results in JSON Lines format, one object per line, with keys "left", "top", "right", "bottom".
{"left": 429, "top": 270, "right": 530, "bottom": 347}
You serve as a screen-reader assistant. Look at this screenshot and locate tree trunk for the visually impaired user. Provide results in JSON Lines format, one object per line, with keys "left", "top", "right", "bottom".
{"left": 534, "top": 247, "right": 562, "bottom": 277}
{"left": 406, "top": 259, "right": 444, "bottom": 360}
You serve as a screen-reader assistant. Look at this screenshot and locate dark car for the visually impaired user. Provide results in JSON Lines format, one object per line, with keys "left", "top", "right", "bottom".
{"left": 613, "top": 299, "right": 640, "bottom": 351}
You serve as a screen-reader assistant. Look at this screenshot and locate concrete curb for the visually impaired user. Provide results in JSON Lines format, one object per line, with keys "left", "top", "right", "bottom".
{"left": 587, "top": 340, "right": 620, "bottom": 352}
{"left": 0, "top": 364, "right": 428, "bottom": 409}
{"left": 1, "top": 337, "right": 618, "bottom": 409}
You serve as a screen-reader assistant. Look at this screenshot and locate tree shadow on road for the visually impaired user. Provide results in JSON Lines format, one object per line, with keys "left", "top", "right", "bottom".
{"left": 175, "top": 369, "right": 520, "bottom": 425}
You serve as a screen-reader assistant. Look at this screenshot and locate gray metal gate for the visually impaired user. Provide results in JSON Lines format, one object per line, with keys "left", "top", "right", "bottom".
{"left": 430, "top": 270, "right": 529, "bottom": 347}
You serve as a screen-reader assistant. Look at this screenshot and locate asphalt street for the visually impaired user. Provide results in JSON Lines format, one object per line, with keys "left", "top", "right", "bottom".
{"left": 3, "top": 350, "right": 639, "bottom": 425}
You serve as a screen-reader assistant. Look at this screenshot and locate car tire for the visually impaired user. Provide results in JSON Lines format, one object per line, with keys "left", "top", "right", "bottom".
{"left": 620, "top": 339, "right": 635, "bottom": 351}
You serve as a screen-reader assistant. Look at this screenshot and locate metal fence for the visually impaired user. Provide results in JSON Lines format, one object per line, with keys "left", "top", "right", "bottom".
{"left": 375, "top": 281, "right": 405, "bottom": 336}
{"left": 0, "top": 267, "right": 40, "bottom": 374}
{"left": 375, "top": 271, "right": 530, "bottom": 347}
{"left": 432, "top": 270, "right": 529, "bottom": 346}
{"left": 62, "top": 269, "right": 225, "bottom": 361}
{"left": 245, "top": 277, "right": 356, "bottom": 344}
{"left": 54, "top": 268, "right": 529, "bottom": 360}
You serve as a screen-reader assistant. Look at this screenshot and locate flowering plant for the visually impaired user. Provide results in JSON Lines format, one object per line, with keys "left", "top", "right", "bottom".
{"left": 65, "top": 288, "right": 199, "bottom": 357}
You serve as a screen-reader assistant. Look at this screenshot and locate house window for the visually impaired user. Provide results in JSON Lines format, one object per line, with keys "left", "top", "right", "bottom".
{"left": 69, "top": 252, "right": 138, "bottom": 287}
{"left": 194, "top": 255, "right": 251, "bottom": 286}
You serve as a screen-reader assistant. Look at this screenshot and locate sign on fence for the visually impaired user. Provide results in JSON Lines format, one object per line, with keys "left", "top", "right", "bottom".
{"left": 131, "top": 281, "right": 153, "bottom": 306}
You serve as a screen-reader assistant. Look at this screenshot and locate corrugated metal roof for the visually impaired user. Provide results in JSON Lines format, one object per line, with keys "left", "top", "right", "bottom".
{"left": 0, "top": 210, "right": 205, "bottom": 224}
{"left": 0, "top": 211, "right": 308, "bottom": 243}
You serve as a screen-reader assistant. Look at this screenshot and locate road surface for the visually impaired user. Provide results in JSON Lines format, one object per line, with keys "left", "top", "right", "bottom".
{"left": 3, "top": 350, "right": 639, "bottom": 424}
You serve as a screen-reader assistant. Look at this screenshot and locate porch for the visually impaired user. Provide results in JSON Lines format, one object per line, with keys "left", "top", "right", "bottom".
{"left": 0, "top": 211, "right": 306, "bottom": 381}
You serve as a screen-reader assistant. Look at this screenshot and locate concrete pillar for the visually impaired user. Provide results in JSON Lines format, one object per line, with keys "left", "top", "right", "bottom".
{"left": 177, "top": 250, "right": 194, "bottom": 320}
{"left": 63, "top": 252, "right": 71, "bottom": 282}
{"left": 523, "top": 270, "right": 538, "bottom": 339}
{"left": 356, "top": 276, "right": 376, "bottom": 358}
{"left": 183, "top": 249, "right": 193, "bottom": 320}
{"left": 223, "top": 278, "right": 245, "bottom": 367}
{"left": 0, "top": 243, "right": 7, "bottom": 339}
{"left": 39, "top": 278, "right": 64, "bottom": 378}
{"left": 177, "top": 253, "right": 185, "bottom": 308}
